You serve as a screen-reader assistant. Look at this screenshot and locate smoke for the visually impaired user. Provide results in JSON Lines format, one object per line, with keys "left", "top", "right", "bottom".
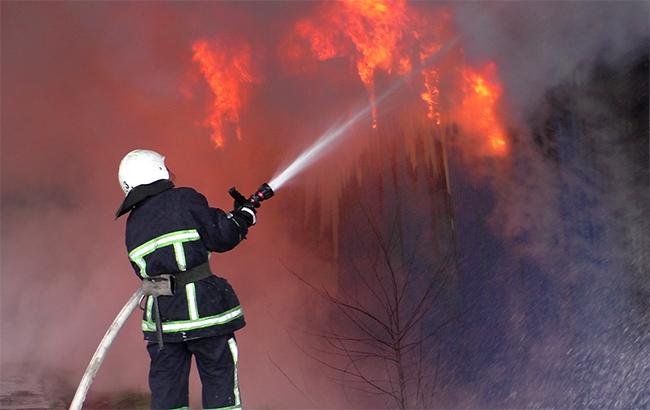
{"left": 448, "top": 2, "right": 649, "bottom": 407}
{"left": 451, "top": 1, "right": 649, "bottom": 118}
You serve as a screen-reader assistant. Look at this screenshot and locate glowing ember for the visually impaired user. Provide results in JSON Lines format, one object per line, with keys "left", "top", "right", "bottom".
{"left": 192, "top": 40, "right": 256, "bottom": 148}
{"left": 294, "top": 0, "right": 408, "bottom": 129}
{"left": 456, "top": 62, "right": 508, "bottom": 155}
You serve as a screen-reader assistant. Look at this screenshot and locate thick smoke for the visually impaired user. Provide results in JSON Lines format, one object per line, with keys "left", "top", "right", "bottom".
{"left": 449, "top": 2, "right": 649, "bottom": 407}
{"left": 452, "top": 1, "right": 649, "bottom": 117}
{"left": 448, "top": 1, "right": 648, "bottom": 254}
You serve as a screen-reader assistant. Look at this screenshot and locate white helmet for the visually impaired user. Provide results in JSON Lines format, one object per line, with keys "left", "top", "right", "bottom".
{"left": 118, "top": 149, "right": 170, "bottom": 195}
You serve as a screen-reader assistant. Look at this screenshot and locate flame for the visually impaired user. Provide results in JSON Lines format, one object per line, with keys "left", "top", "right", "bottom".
{"left": 192, "top": 40, "right": 256, "bottom": 148}
{"left": 295, "top": 20, "right": 345, "bottom": 61}
{"left": 189, "top": 3, "right": 509, "bottom": 161}
{"left": 456, "top": 62, "right": 508, "bottom": 155}
{"left": 294, "top": 0, "right": 409, "bottom": 129}
{"left": 290, "top": 2, "right": 457, "bottom": 132}
{"left": 420, "top": 68, "right": 441, "bottom": 125}
{"left": 419, "top": 42, "right": 442, "bottom": 126}
{"left": 397, "top": 57, "right": 412, "bottom": 75}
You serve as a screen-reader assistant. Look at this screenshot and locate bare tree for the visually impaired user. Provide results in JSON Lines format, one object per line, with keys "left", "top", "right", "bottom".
{"left": 289, "top": 201, "right": 465, "bottom": 409}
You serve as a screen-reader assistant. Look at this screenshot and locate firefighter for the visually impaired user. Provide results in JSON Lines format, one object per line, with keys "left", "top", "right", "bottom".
{"left": 115, "top": 149, "right": 256, "bottom": 410}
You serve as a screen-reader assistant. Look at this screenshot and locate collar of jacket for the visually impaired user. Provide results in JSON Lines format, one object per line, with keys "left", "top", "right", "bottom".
{"left": 115, "top": 179, "right": 174, "bottom": 219}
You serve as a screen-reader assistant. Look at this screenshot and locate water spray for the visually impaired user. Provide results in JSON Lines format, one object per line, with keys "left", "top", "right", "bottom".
{"left": 268, "top": 104, "right": 374, "bottom": 191}
{"left": 269, "top": 35, "right": 460, "bottom": 192}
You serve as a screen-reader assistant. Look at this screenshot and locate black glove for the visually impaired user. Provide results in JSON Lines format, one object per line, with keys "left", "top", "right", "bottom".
{"left": 231, "top": 202, "right": 256, "bottom": 227}
{"left": 229, "top": 187, "right": 257, "bottom": 210}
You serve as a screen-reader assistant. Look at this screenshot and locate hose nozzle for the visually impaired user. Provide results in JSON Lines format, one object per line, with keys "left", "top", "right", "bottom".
{"left": 251, "top": 183, "right": 274, "bottom": 204}
{"left": 229, "top": 182, "right": 274, "bottom": 208}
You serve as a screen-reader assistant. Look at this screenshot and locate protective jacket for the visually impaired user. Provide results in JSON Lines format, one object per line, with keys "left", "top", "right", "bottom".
{"left": 117, "top": 180, "right": 247, "bottom": 343}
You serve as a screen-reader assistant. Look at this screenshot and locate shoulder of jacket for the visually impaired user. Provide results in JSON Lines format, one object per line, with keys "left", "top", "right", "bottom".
{"left": 172, "top": 186, "right": 202, "bottom": 196}
{"left": 171, "top": 186, "right": 209, "bottom": 203}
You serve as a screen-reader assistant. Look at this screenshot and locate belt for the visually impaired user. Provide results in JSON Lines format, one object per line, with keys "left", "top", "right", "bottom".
{"left": 173, "top": 262, "right": 213, "bottom": 293}
{"left": 141, "top": 262, "right": 213, "bottom": 297}
{"left": 141, "top": 262, "right": 213, "bottom": 351}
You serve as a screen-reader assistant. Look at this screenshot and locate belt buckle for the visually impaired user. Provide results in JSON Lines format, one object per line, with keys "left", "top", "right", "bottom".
{"left": 142, "top": 274, "right": 174, "bottom": 297}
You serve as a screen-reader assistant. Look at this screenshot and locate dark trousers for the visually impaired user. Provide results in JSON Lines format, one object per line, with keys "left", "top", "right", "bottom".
{"left": 147, "top": 334, "right": 241, "bottom": 410}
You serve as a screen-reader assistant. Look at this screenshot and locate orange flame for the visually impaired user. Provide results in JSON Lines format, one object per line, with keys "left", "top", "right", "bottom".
{"left": 294, "top": 0, "right": 409, "bottom": 129}
{"left": 456, "top": 62, "right": 508, "bottom": 155}
{"left": 188, "top": 3, "right": 509, "bottom": 162}
{"left": 420, "top": 68, "right": 441, "bottom": 125}
{"left": 192, "top": 40, "right": 256, "bottom": 148}
{"left": 419, "top": 42, "right": 442, "bottom": 126}
{"left": 295, "top": 20, "right": 345, "bottom": 61}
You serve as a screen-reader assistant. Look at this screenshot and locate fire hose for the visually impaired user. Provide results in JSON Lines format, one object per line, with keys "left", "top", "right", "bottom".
{"left": 69, "top": 287, "right": 144, "bottom": 410}
{"left": 69, "top": 183, "right": 273, "bottom": 410}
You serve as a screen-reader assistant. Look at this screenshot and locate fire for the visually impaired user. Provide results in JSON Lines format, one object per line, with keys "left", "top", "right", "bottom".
{"left": 294, "top": 0, "right": 409, "bottom": 128}
{"left": 295, "top": 20, "right": 344, "bottom": 61}
{"left": 188, "top": 3, "right": 509, "bottom": 160}
{"left": 420, "top": 68, "right": 441, "bottom": 125}
{"left": 191, "top": 40, "right": 256, "bottom": 148}
{"left": 419, "top": 42, "right": 443, "bottom": 126}
{"left": 290, "top": 2, "right": 456, "bottom": 131}
{"left": 456, "top": 63, "right": 508, "bottom": 155}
